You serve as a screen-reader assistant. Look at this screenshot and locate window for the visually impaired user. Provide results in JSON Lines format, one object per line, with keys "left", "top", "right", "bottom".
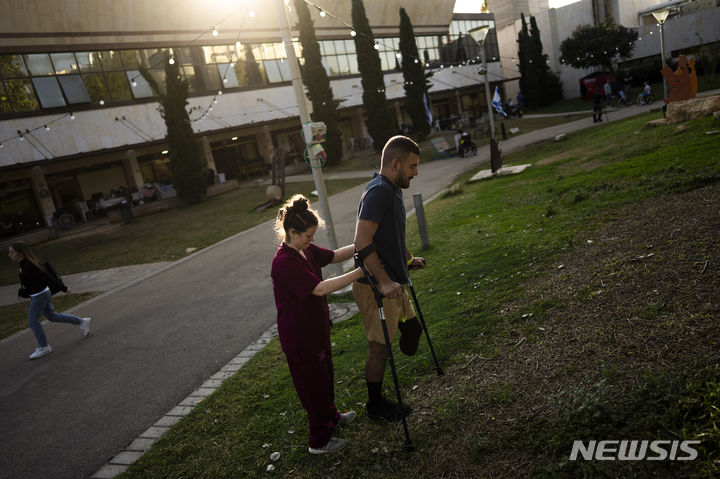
{"left": 126, "top": 70, "right": 154, "bottom": 98}
{"left": 58, "top": 76, "right": 91, "bottom": 103}
{"left": 50, "top": 53, "right": 78, "bottom": 74}
{"left": 105, "top": 71, "right": 133, "bottom": 101}
{"left": 0, "top": 82, "right": 11, "bottom": 112}
{"left": 3, "top": 79, "right": 39, "bottom": 111}
{"left": 0, "top": 54, "right": 28, "bottom": 77}
{"left": 217, "top": 63, "right": 239, "bottom": 88}
{"left": 76, "top": 52, "right": 103, "bottom": 72}
{"left": 24, "top": 54, "right": 54, "bottom": 76}
{"left": 32, "top": 77, "right": 66, "bottom": 108}
{"left": 98, "top": 50, "right": 124, "bottom": 70}
{"left": 82, "top": 73, "right": 109, "bottom": 102}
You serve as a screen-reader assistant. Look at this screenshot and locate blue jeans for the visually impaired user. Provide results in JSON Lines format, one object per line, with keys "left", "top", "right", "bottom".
{"left": 28, "top": 289, "right": 82, "bottom": 347}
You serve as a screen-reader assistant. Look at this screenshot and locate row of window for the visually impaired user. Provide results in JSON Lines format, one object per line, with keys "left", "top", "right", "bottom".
{"left": 0, "top": 28, "right": 493, "bottom": 115}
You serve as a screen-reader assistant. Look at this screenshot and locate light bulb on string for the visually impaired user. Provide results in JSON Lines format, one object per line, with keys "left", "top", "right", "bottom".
{"left": 350, "top": 30, "right": 357, "bottom": 37}
{"left": 212, "top": 27, "right": 219, "bottom": 37}
{"left": 249, "top": 10, "right": 255, "bottom": 17}
{"left": 70, "top": 113, "right": 75, "bottom": 120}
{"left": 44, "top": 125, "right": 49, "bottom": 131}
{"left": 320, "top": 10, "right": 326, "bottom": 17}
{"left": 99, "top": 99, "right": 105, "bottom": 105}
{"left": 131, "top": 80, "right": 137, "bottom": 87}
{"left": 169, "top": 57, "right": 175, "bottom": 65}
{"left": 374, "top": 42, "right": 380, "bottom": 50}
{"left": 218, "top": 90, "right": 223, "bottom": 95}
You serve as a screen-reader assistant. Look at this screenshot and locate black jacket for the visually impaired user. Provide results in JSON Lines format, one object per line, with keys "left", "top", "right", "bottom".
{"left": 17, "top": 259, "right": 67, "bottom": 298}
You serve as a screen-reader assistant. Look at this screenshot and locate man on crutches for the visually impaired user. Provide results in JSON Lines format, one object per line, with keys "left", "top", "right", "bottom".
{"left": 353, "top": 135, "right": 426, "bottom": 422}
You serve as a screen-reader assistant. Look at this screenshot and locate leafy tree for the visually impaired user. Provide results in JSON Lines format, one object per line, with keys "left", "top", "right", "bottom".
{"left": 294, "top": 0, "right": 343, "bottom": 166}
{"left": 140, "top": 52, "right": 207, "bottom": 204}
{"left": 352, "top": 0, "right": 394, "bottom": 151}
{"left": 560, "top": 22, "right": 639, "bottom": 73}
{"left": 399, "top": 7, "right": 432, "bottom": 138}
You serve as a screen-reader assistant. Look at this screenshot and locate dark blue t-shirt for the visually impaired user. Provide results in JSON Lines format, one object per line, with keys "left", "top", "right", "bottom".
{"left": 357, "top": 173, "right": 408, "bottom": 284}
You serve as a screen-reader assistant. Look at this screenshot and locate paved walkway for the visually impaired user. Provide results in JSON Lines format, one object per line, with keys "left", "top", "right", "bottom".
{"left": 0, "top": 101, "right": 668, "bottom": 479}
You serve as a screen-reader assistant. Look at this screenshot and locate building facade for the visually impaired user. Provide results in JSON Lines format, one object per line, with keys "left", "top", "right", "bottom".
{"left": 0, "top": 0, "right": 508, "bottom": 238}
{"left": 490, "top": 0, "right": 720, "bottom": 101}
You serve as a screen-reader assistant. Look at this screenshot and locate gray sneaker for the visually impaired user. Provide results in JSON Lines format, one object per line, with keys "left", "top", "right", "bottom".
{"left": 338, "top": 410, "right": 356, "bottom": 426}
{"left": 29, "top": 345, "right": 53, "bottom": 360}
{"left": 308, "top": 437, "right": 347, "bottom": 455}
{"left": 79, "top": 317, "right": 91, "bottom": 337}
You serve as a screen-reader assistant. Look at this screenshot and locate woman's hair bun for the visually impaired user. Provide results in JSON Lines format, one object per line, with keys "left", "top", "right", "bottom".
{"left": 292, "top": 197, "right": 309, "bottom": 211}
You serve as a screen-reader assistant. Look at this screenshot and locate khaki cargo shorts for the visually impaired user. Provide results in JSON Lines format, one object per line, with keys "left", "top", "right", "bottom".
{"left": 353, "top": 281, "right": 415, "bottom": 345}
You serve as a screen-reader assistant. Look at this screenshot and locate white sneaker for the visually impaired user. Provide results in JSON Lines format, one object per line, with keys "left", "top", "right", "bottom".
{"left": 79, "top": 317, "right": 92, "bottom": 337}
{"left": 29, "top": 345, "right": 53, "bottom": 360}
{"left": 308, "top": 437, "right": 347, "bottom": 455}
{"left": 338, "top": 410, "right": 356, "bottom": 426}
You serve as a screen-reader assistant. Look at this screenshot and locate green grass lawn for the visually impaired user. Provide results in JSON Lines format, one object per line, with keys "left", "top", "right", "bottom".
{"left": 118, "top": 112, "right": 720, "bottom": 478}
{"left": 0, "top": 179, "right": 365, "bottom": 286}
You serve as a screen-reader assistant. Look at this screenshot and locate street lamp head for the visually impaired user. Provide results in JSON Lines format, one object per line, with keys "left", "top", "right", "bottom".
{"left": 651, "top": 9, "right": 670, "bottom": 24}
{"left": 468, "top": 25, "right": 490, "bottom": 45}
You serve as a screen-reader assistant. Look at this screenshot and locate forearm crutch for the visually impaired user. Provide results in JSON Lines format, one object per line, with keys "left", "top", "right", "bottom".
{"left": 355, "top": 253, "right": 414, "bottom": 451}
{"left": 407, "top": 277, "right": 444, "bottom": 376}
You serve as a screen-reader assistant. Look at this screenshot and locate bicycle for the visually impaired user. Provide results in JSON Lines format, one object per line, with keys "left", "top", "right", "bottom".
{"left": 637, "top": 92, "right": 656, "bottom": 106}
{"left": 473, "top": 123, "right": 489, "bottom": 139}
{"left": 53, "top": 210, "right": 75, "bottom": 231}
{"left": 609, "top": 94, "right": 629, "bottom": 108}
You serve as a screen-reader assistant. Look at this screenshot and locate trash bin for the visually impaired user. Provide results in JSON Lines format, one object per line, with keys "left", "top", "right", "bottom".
{"left": 120, "top": 199, "right": 133, "bottom": 222}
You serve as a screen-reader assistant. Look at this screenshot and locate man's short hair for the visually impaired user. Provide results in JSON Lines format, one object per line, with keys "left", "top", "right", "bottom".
{"left": 381, "top": 135, "right": 420, "bottom": 169}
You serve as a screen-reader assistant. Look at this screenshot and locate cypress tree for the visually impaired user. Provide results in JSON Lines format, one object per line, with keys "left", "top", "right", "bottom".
{"left": 517, "top": 13, "right": 537, "bottom": 108}
{"left": 140, "top": 52, "right": 207, "bottom": 204}
{"left": 351, "top": 0, "right": 394, "bottom": 151}
{"left": 399, "top": 7, "right": 431, "bottom": 138}
{"left": 529, "top": 16, "right": 563, "bottom": 107}
{"left": 293, "top": 0, "right": 343, "bottom": 166}
{"left": 517, "top": 14, "right": 562, "bottom": 109}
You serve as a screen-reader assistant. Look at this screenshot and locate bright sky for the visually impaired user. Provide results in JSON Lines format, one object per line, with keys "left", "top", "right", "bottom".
{"left": 453, "top": 0, "right": 582, "bottom": 12}
{"left": 452, "top": 0, "right": 482, "bottom": 13}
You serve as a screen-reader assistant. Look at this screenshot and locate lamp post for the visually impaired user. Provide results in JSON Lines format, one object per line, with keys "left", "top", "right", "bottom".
{"left": 274, "top": 0, "right": 339, "bottom": 268}
{"left": 652, "top": 9, "right": 671, "bottom": 104}
{"left": 468, "top": 25, "right": 501, "bottom": 172}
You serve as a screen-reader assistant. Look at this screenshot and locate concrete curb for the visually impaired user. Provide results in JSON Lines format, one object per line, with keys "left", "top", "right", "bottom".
{"left": 90, "top": 302, "right": 358, "bottom": 479}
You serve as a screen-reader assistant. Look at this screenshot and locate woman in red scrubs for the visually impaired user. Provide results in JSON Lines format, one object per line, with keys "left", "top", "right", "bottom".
{"left": 271, "top": 194, "right": 363, "bottom": 454}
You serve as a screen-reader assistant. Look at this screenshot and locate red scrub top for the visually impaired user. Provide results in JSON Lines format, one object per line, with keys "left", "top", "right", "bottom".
{"left": 271, "top": 243, "right": 334, "bottom": 361}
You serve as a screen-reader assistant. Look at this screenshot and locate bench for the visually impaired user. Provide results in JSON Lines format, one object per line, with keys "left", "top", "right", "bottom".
{"left": 430, "top": 137, "right": 456, "bottom": 160}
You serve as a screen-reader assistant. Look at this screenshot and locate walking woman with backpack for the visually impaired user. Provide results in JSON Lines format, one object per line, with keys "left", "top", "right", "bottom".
{"left": 8, "top": 242, "right": 91, "bottom": 360}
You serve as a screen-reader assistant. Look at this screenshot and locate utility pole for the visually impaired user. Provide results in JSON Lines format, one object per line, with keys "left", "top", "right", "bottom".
{"left": 274, "top": 0, "right": 340, "bottom": 273}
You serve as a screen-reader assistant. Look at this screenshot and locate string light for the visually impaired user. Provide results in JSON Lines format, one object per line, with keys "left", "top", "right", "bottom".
{"left": 212, "top": 27, "right": 219, "bottom": 37}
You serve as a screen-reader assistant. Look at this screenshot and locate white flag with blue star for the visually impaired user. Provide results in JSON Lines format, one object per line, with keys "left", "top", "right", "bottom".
{"left": 492, "top": 86, "right": 507, "bottom": 117}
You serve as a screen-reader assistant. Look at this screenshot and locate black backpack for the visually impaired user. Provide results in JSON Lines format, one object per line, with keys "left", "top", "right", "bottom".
{"left": 43, "top": 262, "right": 66, "bottom": 295}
